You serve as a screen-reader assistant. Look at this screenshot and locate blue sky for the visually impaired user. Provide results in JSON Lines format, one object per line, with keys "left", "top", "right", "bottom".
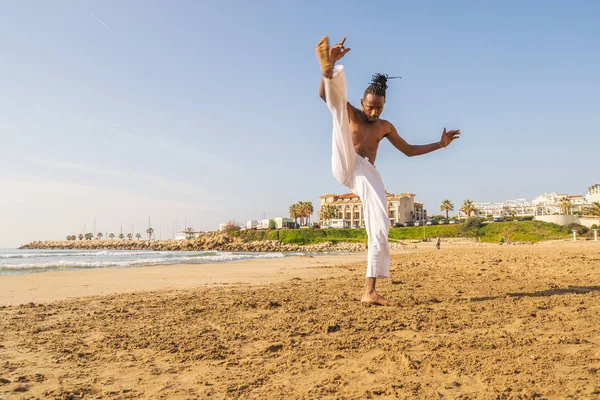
{"left": 1, "top": 1, "right": 599, "bottom": 247}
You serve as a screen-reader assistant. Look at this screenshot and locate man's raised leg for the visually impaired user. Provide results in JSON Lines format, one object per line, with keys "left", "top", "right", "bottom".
{"left": 317, "top": 37, "right": 356, "bottom": 188}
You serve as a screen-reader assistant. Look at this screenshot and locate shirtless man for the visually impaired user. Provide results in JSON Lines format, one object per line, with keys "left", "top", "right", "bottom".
{"left": 317, "top": 36, "right": 460, "bottom": 305}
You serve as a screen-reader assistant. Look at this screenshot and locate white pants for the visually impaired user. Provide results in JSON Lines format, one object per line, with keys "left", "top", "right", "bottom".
{"left": 324, "top": 65, "right": 391, "bottom": 278}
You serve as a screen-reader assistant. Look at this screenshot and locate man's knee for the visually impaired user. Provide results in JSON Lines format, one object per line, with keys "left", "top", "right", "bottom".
{"left": 368, "top": 237, "right": 389, "bottom": 251}
{"left": 371, "top": 224, "right": 390, "bottom": 241}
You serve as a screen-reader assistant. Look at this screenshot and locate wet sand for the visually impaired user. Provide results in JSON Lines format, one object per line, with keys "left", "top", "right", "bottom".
{"left": 1, "top": 241, "right": 600, "bottom": 398}
{"left": 0, "top": 253, "right": 371, "bottom": 307}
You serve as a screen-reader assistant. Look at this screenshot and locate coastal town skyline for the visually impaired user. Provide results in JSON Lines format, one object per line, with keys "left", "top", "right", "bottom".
{"left": 1, "top": 2, "right": 599, "bottom": 248}
{"left": 12, "top": 181, "right": 598, "bottom": 247}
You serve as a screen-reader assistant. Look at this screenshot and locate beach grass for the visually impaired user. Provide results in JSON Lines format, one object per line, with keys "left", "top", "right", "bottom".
{"left": 229, "top": 220, "right": 572, "bottom": 244}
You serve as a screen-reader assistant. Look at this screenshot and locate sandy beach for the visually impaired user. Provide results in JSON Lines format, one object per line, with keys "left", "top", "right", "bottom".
{"left": 1, "top": 241, "right": 600, "bottom": 398}
{"left": 0, "top": 252, "right": 371, "bottom": 307}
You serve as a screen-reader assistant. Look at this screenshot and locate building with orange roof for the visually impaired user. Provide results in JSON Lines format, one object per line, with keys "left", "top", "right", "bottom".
{"left": 319, "top": 192, "right": 427, "bottom": 227}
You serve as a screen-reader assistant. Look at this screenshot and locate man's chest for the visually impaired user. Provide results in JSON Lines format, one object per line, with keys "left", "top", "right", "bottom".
{"left": 350, "top": 121, "right": 387, "bottom": 144}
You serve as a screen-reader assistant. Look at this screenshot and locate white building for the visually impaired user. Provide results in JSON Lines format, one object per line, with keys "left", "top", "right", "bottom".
{"left": 459, "top": 185, "right": 598, "bottom": 219}
{"left": 533, "top": 192, "right": 589, "bottom": 214}
{"left": 255, "top": 218, "right": 295, "bottom": 230}
{"left": 459, "top": 198, "right": 536, "bottom": 219}
{"left": 322, "top": 219, "right": 351, "bottom": 229}
{"left": 587, "top": 184, "right": 600, "bottom": 203}
{"left": 570, "top": 195, "right": 588, "bottom": 212}
{"left": 256, "top": 219, "right": 274, "bottom": 230}
{"left": 531, "top": 192, "right": 567, "bottom": 215}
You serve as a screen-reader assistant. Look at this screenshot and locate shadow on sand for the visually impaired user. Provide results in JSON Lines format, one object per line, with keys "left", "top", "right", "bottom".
{"left": 461, "top": 286, "right": 600, "bottom": 302}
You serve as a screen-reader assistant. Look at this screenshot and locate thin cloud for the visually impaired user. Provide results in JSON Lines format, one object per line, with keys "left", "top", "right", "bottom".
{"left": 156, "top": 137, "right": 237, "bottom": 172}
{"left": 91, "top": 12, "right": 109, "bottom": 29}
{"left": 29, "top": 158, "right": 214, "bottom": 201}
{"left": 116, "top": 131, "right": 143, "bottom": 143}
{"left": 115, "top": 131, "right": 237, "bottom": 172}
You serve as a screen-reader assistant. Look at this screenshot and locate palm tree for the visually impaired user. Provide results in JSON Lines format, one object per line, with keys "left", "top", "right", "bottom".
{"left": 85, "top": 233, "right": 93, "bottom": 240}
{"left": 127, "top": 233, "right": 133, "bottom": 240}
{"left": 96, "top": 232, "right": 103, "bottom": 240}
{"left": 119, "top": 233, "right": 125, "bottom": 240}
{"left": 146, "top": 227, "right": 154, "bottom": 240}
{"left": 78, "top": 234, "right": 84, "bottom": 241}
{"left": 136, "top": 233, "right": 142, "bottom": 240}
{"left": 292, "top": 201, "right": 315, "bottom": 227}
{"left": 461, "top": 200, "right": 477, "bottom": 217}
{"left": 109, "top": 233, "right": 115, "bottom": 240}
{"left": 289, "top": 203, "right": 300, "bottom": 225}
{"left": 300, "top": 202, "right": 307, "bottom": 226}
{"left": 440, "top": 200, "right": 454, "bottom": 220}
{"left": 559, "top": 196, "right": 572, "bottom": 215}
{"left": 587, "top": 202, "right": 600, "bottom": 224}
{"left": 320, "top": 204, "right": 338, "bottom": 222}
{"left": 304, "top": 201, "right": 314, "bottom": 226}
{"left": 297, "top": 202, "right": 305, "bottom": 226}
{"left": 185, "top": 227, "right": 194, "bottom": 239}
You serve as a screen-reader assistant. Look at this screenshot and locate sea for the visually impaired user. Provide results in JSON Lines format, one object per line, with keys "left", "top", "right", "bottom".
{"left": 0, "top": 248, "right": 312, "bottom": 276}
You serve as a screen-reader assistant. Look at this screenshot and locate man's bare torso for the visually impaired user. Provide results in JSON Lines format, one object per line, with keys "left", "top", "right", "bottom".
{"left": 349, "top": 106, "right": 390, "bottom": 165}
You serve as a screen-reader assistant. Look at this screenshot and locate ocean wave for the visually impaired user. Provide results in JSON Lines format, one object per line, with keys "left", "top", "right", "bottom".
{"left": 0, "top": 251, "right": 287, "bottom": 273}
{"left": 1, "top": 250, "right": 161, "bottom": 259}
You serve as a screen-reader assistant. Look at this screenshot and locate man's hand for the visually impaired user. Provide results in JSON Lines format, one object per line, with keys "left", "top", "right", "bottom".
{"left": 440, "top": 128, "right": 460, "bottom": 148}
{"left": 329, "top": 37, "right": 351, "bottom": 63}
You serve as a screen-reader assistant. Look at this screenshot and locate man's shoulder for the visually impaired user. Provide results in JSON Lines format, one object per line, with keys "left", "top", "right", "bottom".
{"left": 379, "top": 119, "right": 396, "bottom": 132}
{"left": 347, "top": 102, "right": 360, "bottom": 116}
{"left": 379, "top": 119, "right": 398, "bottom": 136}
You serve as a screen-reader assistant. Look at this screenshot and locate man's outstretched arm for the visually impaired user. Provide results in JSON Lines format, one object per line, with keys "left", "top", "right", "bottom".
{"left": 386, "top": 122, "right": 460, "bottom": 157}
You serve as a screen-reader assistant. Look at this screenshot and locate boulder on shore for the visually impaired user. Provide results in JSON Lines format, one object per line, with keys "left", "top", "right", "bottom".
{"left": 19, "top": 234, "right": 402, "bottom": 253}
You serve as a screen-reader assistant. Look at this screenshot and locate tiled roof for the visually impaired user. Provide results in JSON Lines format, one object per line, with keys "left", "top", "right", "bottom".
{"left": 323, "top": 191, "right": 417, "bottom": 199}
{"left": 328, "top": 200, "right": 362, "bottom": 205}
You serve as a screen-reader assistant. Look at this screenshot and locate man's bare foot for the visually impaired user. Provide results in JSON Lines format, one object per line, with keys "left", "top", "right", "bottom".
{"left": 361, "top": 292, "right": 391, "bottom": 306}
{"left": 316, "top": 36, "right": 333, "bottom": 78}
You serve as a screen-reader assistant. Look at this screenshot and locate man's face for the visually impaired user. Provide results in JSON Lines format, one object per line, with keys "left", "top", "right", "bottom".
{"left": 360, "top": 94, "right": 385, "bottom": 122}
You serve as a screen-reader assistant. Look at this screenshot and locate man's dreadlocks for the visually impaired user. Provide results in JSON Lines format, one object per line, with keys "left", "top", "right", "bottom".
{"left": 364, "top": 73, "right": 401, "bottom": 98}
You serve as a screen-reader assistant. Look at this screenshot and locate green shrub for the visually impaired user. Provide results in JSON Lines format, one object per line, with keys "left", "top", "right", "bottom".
{"left": 478, "top": 220, "right": 570, "bottom": 243}
{"left": 227, "top": 220, "right": 571, "bottom": 245}
{"left": 459, "top": 217, "right": 485, "bottom": 238}
{"left": 462, "top": 217, "right": 485, "bottom": 230}
{"left": 564, "top": 223, "right": 589, "bottom": 235}
{"left": 388, "top": 225, "right": 461, "bottom": 240}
